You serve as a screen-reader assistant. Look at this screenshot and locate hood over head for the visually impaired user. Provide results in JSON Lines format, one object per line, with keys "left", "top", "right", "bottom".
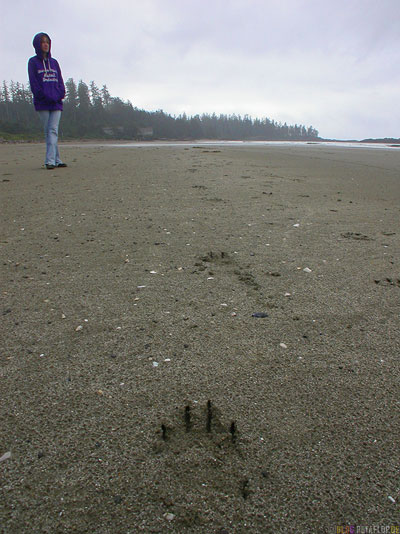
{"left": 33, "top": 32, "right": 51, "bottom": 59}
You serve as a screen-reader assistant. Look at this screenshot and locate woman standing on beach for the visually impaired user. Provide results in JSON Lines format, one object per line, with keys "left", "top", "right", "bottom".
{"left": 28, "top": 33, "right": 67, "bottom": 169}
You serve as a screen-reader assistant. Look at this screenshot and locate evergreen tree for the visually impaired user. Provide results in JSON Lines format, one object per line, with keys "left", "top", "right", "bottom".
{"left": 0, "top": 81, "right": 11, "bottom": 122}
{"left": 77, "top": 80, "right": 90, "bottom": 109}
{"left": 101, "top": 85, "right": 111, "bottom": 107}
{"left": 65, "top": 78, "right": 78, "bottom": 108}
{"left": 90, "top": 81, "right": 102, "bottom": 108}
{"left": 1, "top": 80, "right": 10, "bottom": 102}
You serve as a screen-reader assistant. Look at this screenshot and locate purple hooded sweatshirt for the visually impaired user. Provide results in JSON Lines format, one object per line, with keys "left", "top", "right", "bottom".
{"left": 28, "top": 33, "right": 65, "bottom": 111}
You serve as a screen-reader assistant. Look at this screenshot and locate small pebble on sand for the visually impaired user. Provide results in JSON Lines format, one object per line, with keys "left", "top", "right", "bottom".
{"left": 0, "top": 451, "right": 11, "bottom": 463}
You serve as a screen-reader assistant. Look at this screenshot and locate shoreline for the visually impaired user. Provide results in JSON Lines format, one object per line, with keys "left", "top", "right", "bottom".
{"left": 2, "top": 136, "right": 399, "bottom": 150}
{"left": 62, "top": 139, "right": 400, "bottom": 151}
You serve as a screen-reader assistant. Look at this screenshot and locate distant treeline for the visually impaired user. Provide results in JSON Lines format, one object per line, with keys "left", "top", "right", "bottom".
{"left": 361, "top": 137, "right": 400, "bottom": 144}
{"left": 0, "top": 79, "right": 319, "bottom": 141}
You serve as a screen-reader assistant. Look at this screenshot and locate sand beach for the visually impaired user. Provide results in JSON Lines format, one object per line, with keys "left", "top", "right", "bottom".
{"left": 1, "top": 142, "right": 399, "bottom": 533}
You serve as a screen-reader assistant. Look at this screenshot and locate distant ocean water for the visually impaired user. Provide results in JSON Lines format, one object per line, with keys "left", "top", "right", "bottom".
{"left": 67, "top": 140, "right": 400, "bottom": 150}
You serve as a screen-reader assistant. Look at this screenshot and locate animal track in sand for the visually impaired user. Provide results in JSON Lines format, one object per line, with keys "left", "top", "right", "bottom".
{"left": 152, "top": 401, "right": 253, "bottom": 508}
{"left": 341, "top": 232, "right": 373, "bottom": 241}
{"left": 374, "top": 277, "right": 400, "bottom": 287}
{"left": 196, "top": 251, "right": 261, "bottom": 290}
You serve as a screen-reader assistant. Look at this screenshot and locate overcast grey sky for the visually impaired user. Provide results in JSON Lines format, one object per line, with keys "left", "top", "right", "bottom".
{"left": 2, "top": 0, "right": 399, "bottom": 139}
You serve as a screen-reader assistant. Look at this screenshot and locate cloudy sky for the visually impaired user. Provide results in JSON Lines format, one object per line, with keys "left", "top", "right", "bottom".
{"left": 2, "top": 0, "right": 399, "bottom": 139}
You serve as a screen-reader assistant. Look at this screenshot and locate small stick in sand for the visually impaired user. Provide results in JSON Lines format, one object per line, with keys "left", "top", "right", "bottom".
{"left": 206, "top": 400, "right": 212, "bottom": 432}
{"left": 230, "top": 421, "right": 237, "bottom": 443}
{"left": 241, "top": 479, "right": 250, "bottom": 499}
{"left": 184, "top": 406, "right": 192, "bottom": 432}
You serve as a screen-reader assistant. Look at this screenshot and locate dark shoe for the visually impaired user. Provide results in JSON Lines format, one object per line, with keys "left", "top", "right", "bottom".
{"left": 57, "top": 163, "right": 67, "bottom": 168}
{"left": 46, "top": 164, "right": 56, "bottom": 169}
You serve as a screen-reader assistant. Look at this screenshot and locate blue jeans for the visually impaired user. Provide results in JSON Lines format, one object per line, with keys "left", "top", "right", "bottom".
{"left": 37, "top": 110, "right": 63, "bottom": 166}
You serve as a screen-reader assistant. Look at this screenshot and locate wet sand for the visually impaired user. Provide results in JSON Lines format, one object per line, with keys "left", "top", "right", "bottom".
{"left": 1, "top": 143, "right": 399, "bottom": 533}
